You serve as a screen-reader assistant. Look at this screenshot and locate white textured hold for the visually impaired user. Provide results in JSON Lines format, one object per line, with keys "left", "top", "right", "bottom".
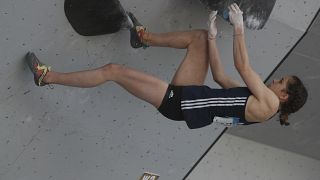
{"left": 245, "top": 15, "right": 262, "bottom": 30}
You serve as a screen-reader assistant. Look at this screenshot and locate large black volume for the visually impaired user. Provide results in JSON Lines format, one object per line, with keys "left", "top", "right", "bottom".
{"left": 200, "top": 0, "right": 277, "bottom": 30}
{"left": 64, "top": 0, "right": 127, "bottom": 36}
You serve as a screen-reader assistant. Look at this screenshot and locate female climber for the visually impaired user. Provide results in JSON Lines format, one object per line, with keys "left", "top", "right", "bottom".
{"left": 26, "top": 3, "right": 307, "bottom": 128}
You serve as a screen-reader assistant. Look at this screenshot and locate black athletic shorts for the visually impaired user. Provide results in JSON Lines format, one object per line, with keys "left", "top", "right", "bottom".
{"left": 158, "top": 84, "right": 184, "bottom": 120}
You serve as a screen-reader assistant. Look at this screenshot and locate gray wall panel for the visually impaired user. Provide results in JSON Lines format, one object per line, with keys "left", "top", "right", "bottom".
{"left": 294, "top": 32, "right": 320, "bottom": 61}
{"left": 310, "top": 12, "right": 320, "bottom": 35}
{"left": 270, "top": 0, "right": 320, "bottom": 31}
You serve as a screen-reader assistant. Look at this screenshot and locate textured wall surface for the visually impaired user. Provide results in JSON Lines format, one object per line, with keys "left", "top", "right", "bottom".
{"left": 186, "top": 134, "right": 320, "bottom": 180}
{"left": 0, "top": 0, "right": 318, "bottom": 179}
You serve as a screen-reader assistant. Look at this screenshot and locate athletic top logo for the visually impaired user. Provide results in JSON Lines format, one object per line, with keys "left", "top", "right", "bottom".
{"left": 168, "top": 90, "right": 174, "bottom": 99}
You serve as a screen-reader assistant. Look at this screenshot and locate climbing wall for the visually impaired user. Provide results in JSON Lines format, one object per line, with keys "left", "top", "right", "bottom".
{"left": 0, "top": 0, "right": 318, "bottom": 179}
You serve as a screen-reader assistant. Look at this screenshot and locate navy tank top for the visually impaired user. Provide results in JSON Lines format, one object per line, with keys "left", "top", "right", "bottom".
{"left": 181, "top": 86, "right": 257, "bottom": 129}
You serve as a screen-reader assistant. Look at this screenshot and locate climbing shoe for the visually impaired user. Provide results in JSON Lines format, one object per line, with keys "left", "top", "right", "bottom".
{"left": 127, "top": 12, "right": 149, "bottom": 49}
{"left": 25, "top": 52, "right": 51, "bottom": 86}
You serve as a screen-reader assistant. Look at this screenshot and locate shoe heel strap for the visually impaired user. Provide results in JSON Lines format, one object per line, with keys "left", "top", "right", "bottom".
{"left": 136, "top": 26, "right": 149, "bottom": 48}
{"left": 38, "top": 66, "right": 51, "bottom": 86}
